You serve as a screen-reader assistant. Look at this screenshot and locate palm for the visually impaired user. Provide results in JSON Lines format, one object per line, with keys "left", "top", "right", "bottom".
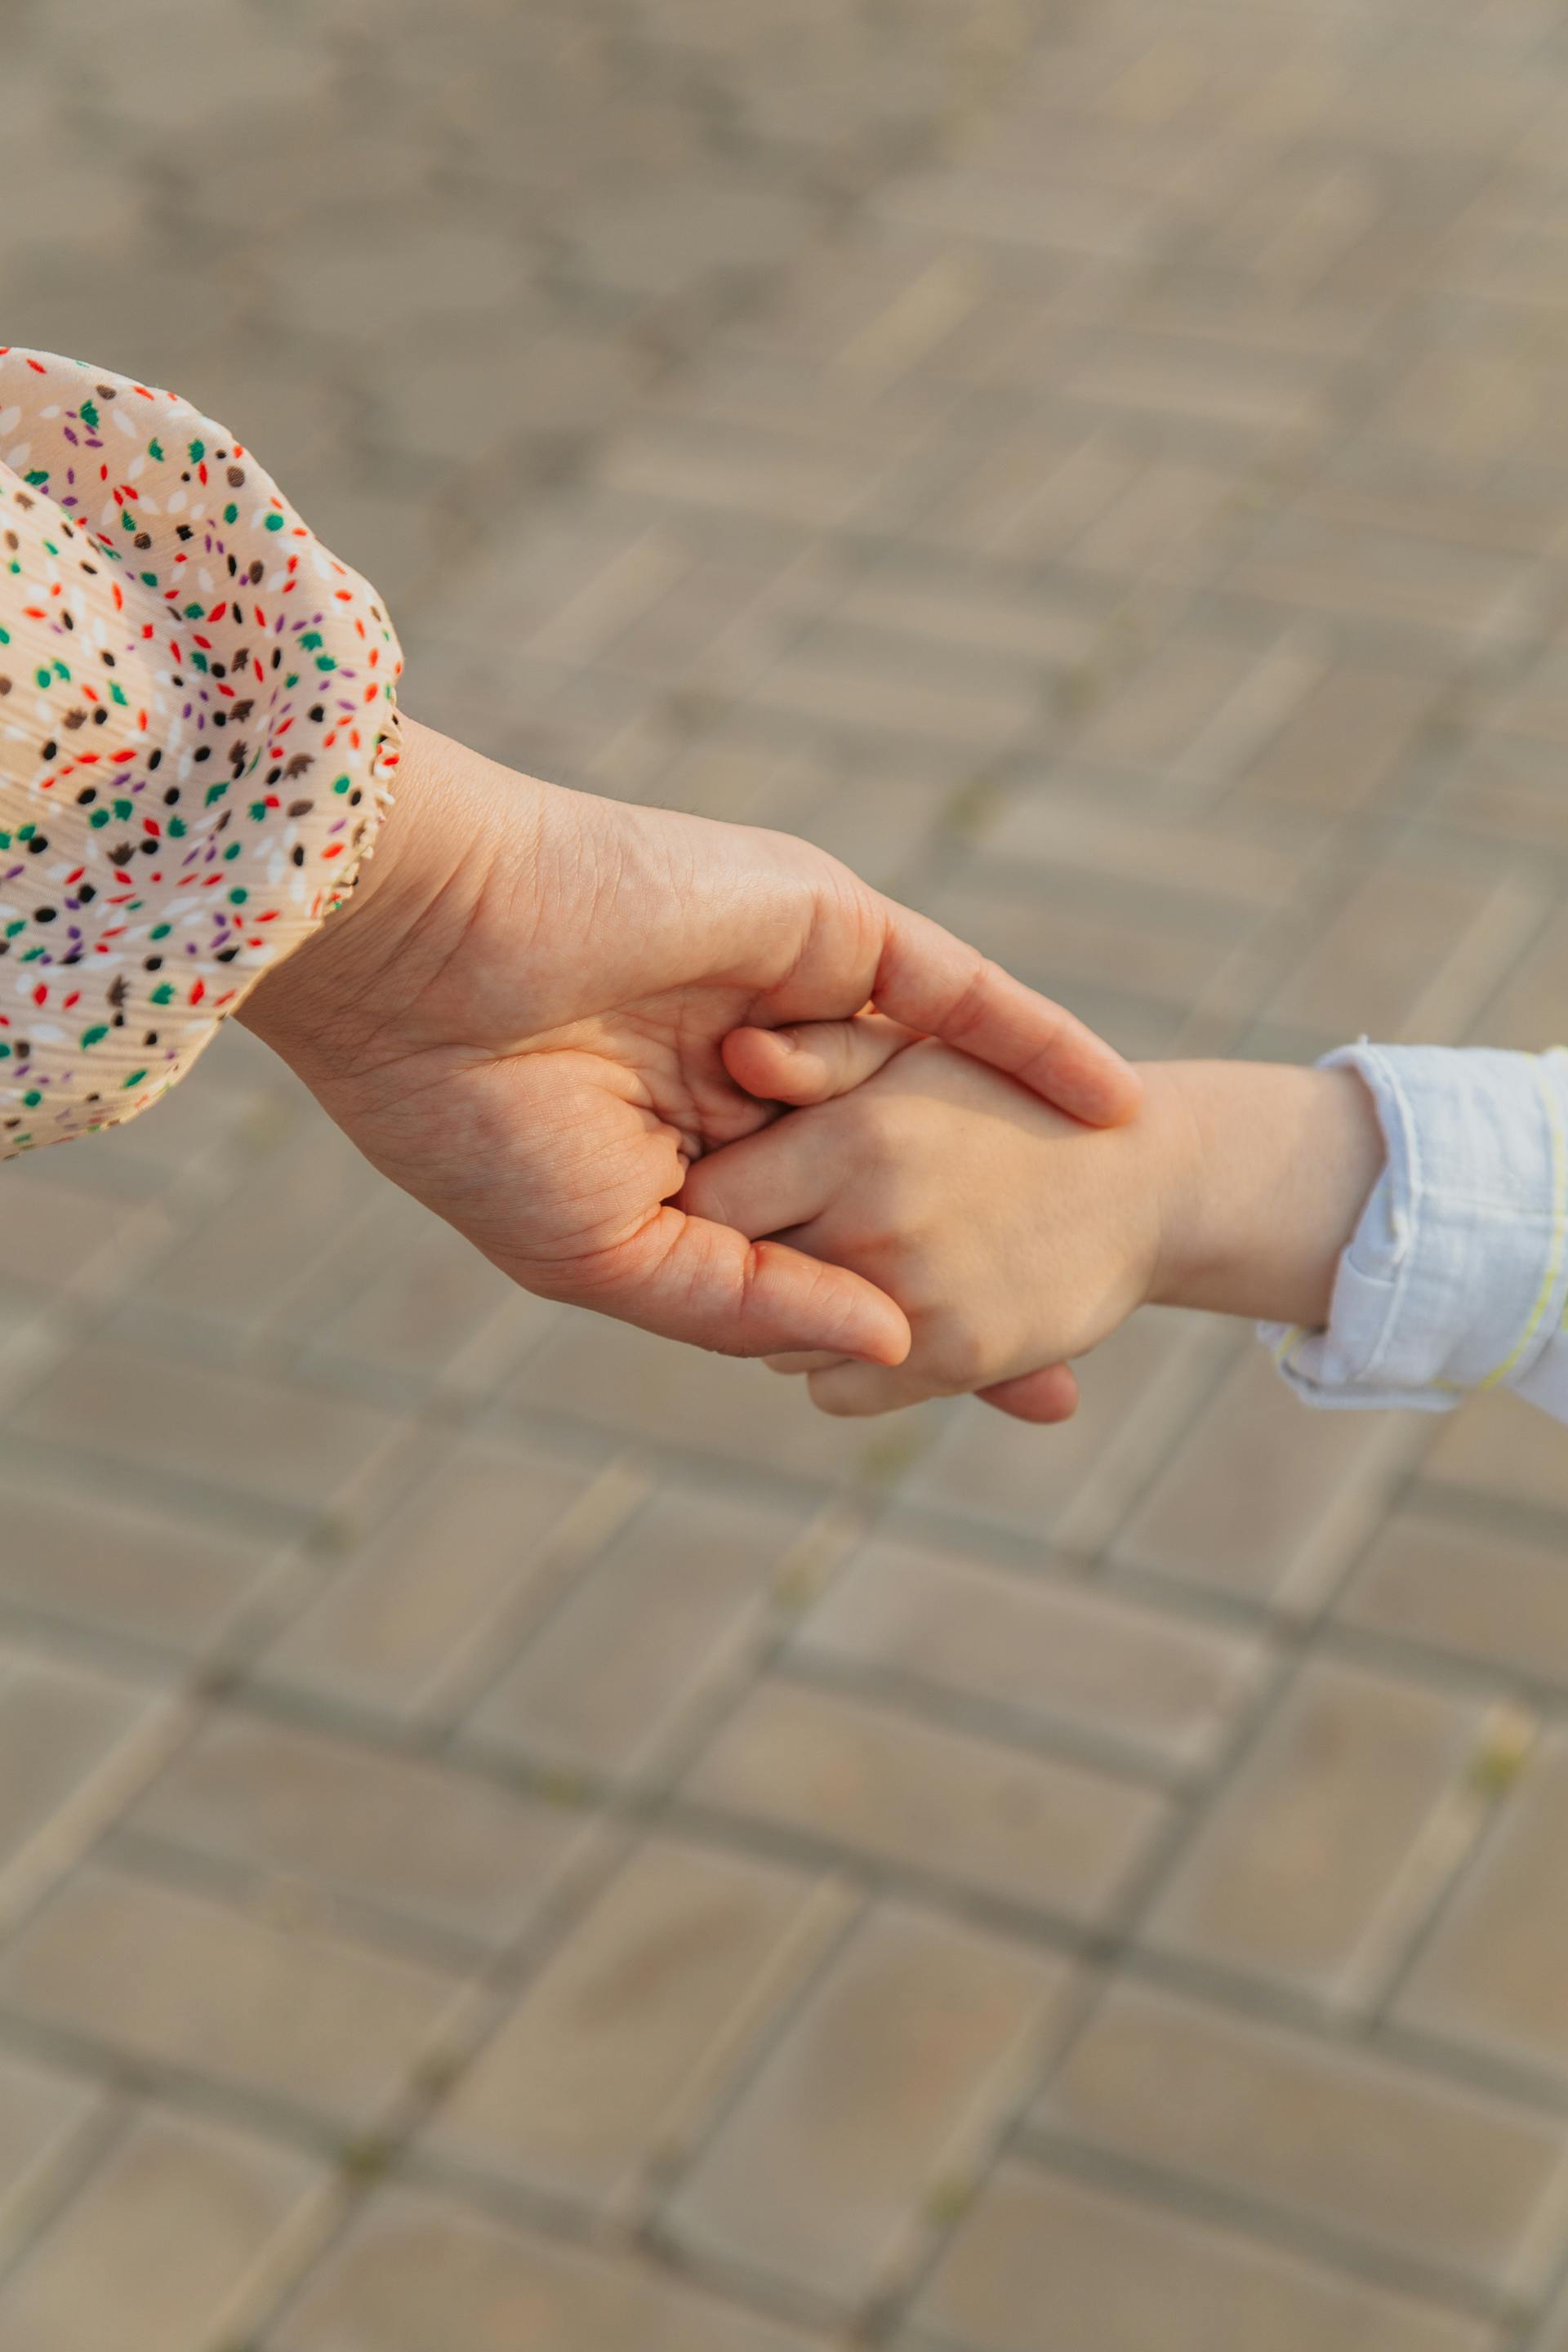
{"left": 243, "top": 722, "right": 1136, "bottom": 1360}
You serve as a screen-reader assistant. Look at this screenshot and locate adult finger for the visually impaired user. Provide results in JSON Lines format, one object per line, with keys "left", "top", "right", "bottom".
{"left": 723, "top": 1014, "right": 921, "bottom": 1106}
{"left": 869, "top": 899, "right": 1140, "bottom": 1128}
{"left": 977, "top": 1363, "right": 1081, "bottom": 1423}
{"left": 764, "top": 1350, "right": 849, "bottom": 1374}
{"left": 571, "top": 1205, "right": 913, "bottom": 1365}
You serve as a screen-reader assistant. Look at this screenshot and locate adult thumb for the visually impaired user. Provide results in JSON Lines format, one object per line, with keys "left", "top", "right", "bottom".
{"left": 575, "top": 1204, "right": 913, "bottom": 1365}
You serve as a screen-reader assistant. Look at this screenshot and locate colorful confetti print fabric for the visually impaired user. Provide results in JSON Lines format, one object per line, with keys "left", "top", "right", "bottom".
{"left": 0, "top": 347, "right": 402, "bottom": 1156}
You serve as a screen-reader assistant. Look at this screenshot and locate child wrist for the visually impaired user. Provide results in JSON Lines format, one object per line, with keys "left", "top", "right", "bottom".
{"left": 1137, "top": 1063, "right": 1211, "bottom": 1312}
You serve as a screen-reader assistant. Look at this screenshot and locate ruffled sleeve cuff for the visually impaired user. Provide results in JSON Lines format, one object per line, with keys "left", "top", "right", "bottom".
{"left": 1260, "top": 1043, "right": 1568, "bottom": 1419}
{"left": 0, "top": 346, "right": 402, "bottom": 1156}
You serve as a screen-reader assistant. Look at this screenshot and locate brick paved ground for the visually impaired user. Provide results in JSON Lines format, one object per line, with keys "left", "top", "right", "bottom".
{"left": 3, "top": 0, "right": 1568, "bottom": 2345}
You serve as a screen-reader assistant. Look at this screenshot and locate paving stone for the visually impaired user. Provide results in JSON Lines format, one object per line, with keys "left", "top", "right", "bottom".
{"left": 271, "top": 221, "right": 540, "bottom": 343}
{"left": 1339, "top": 1512, "right": 1568, "bottom": 1686}
{"left": 126, "top": 1714, "right": 586, "bottom": 1949}
{"left": 1229, "top": 511, "right": 1533, "bottom": 641}
{"left": 506, "top": 1316, "right": 936, "bottom": 1486}
{"left": 301, "top": 1212, "right": 555, "bottom": 1384}
{"left": 746, "top": 623, "right": 1045, "bottom": 751}
{"left": 568, "top": 178, "right": 814, "bottom": 302}
{"left": 1477, "top": 907, "right": 1568, "bottom": 1053}
{"left": 425, "top": 1838, "right": 829, "bottom": 2206}
{"left": 468, "top": 1484, "right": 812, "bottom": 1777}
{"left": 1386, "top": 337, "right": 1552, "bottom": 467}
{"left": 1071, "top": 630, "right": 1298, "bottom": 780}
{"left": 1266, "top": 865, "right": 1528, "bottom": 1040}
{"left": 0, "top": 1650, "right": 165, "bottom": 1876}
{"left": 877, "top": 165, "right": 1164, "bottom": 270}
{"left": 1436, "top": 732, "right": 1568, "bottom": 857}
{"left": 909, "top": 1314, "right": 1228, "bottom": 1552}
{"left": 1066, "top": 329, "right": 1337, "bottom": 441}
{"left": 270, "top": 2185, "right": 823, "bottom": 2352}
{"left": 1415, "top": 1391, "right": 1568, "bottom": 1521}
{"left": 0, "top": 1470, "right": 274, "bottom": 1655}
{"left": 1036, "top": 1980, "right": 1568, "bottom": 2298}
{"left": 684, "top": 1679, "right": 1169, "bottom": 1925}
{"left": 0, "top": 2108, "right": 320, "bottom": 2352}
{"left": 1145, "top": 1658, "right": 1484, "bottom": 2003}
{"left": 925, "top": 875, "right": 1239, "bottom": 1015}
{"left": 1478, "top": 647, "right": 1568, "bottom": 748}
{"left": 980, "top": 779, "right": 1305, "bottom": 909}
{"left": 830, "top": 569, "right": 1100, "bottom": 670}
{"left": 791, "top": 1537, "right": 1264, "bottom": 1774}
{"left": 1302, "top": 469, "right": 1560, "bottom": 564}
{"left": 0, "top": 1174, "right": 153, "bottom": 1298}
{"left": 258, "top": 1437, "right": 604, "bottom": 1721}
{"left": 909, "top": 2162, "right": 1498, "bottom": 2352}
{"left": 915, "top": 425, "right": 1134, "bottom": 564}
{"left": 12, "top": 1342, "right": 413, "bottom": 1519}
{"left": 801, "top": 762, "right": 969, "bottom": 895}
{"left": 0, "top": 2049, "right": 102, "bottom": 2262}
{"left": 654, "top": 729, "right": 836, "bottom": 831}
{"left": 1111, "top": 1350, "right": 1423, "bottom": 1612}
{"left": 1070, "top": 455, "right": 1239, "bottom": 584}
{"left": 0, "top": 1864, "right": 458, "bottom": 2127}
{"left": 1397, "top": 1732, "right": 1568, "bottom": 2085}
{"left": 143, "top": 1119, "right": 385, "bottom": 1333}
{"left": 667, "top": 1904, "right": 1073, "bottom": 2310}
{"left": 1236, "top": 665, "right": 1437, "bottom": 812}
{"left": 419, "top": 504, "right": 686, "bottom": 657}
{"left": 598, "top": 418, "right": 892, "bottom": 531}
{"left": 377, "top": 323, "right": 644, "bottom": 463}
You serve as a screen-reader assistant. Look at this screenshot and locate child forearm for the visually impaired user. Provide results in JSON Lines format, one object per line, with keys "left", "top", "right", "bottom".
{"left": 1140, "top": 1062, "right": 1388, "bottom": 1330}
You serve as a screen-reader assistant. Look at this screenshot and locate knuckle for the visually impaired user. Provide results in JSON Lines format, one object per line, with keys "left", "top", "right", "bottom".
{"left": 942, "top": 956, "right": 1001, "bottom": 1042}
{"left": 865, "top": 1098, "right": 916, "bottom": 1156}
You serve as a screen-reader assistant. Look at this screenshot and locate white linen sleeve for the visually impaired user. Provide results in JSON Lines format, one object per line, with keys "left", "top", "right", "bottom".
{"left": 1260, "top": 1043, "right": 1568, "bottom": 1423}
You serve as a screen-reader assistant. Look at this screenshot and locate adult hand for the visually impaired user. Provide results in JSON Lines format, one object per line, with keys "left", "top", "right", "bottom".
{"left": 240, "top": 719, "right": 1138, "bottom": 1362}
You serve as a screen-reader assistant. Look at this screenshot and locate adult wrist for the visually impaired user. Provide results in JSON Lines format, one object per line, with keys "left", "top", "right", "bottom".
{"left": 238, "top": 717, "right": 536, "bottom": 1090}
{"left": 234, "top": 724, "right": 421, "bottom": 1079}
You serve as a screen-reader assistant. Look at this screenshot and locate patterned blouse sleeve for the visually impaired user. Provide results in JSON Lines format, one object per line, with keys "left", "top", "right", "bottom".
{"left": 0, "top": 346, "right": 402, "bottom": 1158}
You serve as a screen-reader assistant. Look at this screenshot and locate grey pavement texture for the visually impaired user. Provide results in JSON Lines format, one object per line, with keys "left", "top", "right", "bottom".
{"left": 3, "top": 0, "right": 1568, "bottom": 2345}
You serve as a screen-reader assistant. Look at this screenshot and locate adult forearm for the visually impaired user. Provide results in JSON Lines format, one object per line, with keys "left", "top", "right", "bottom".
{"left": 1143, "top": 1060, "right": 1387, "bottom": 1330}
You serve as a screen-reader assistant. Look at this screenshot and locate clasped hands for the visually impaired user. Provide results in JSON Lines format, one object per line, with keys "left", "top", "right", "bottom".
{"left": 244, "top": 719, "right": 1369, "bottom": 1424}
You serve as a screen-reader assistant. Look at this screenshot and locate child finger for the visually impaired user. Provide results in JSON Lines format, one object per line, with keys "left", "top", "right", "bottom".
{"left": 977, "top": 1363, "right": 1081, "bottom": 1423}
{"left": 805, "top": 1360, "right": 933, "bottom": 1417}
{"left": 764, "top": 1350, "right": 849, "bottom": 1374}
{"left": 678, "top": 1114, "right": 840, "bottom": 1239}
{"left": 723, "top": 1013, "right": 922, "bottom": 1106}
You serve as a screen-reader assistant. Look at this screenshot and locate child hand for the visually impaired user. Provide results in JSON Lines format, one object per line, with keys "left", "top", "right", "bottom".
{"left": 681, "top": 1018, "right": 1168, "bottom": 1419}
{"left": 693, "top": 1018, "right": 1389, "bottom": 1423}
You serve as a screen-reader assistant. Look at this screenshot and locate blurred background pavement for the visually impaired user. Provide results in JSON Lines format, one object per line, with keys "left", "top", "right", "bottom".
{"left": 3, "top": 1, "right": 1568, "bottom": 2345}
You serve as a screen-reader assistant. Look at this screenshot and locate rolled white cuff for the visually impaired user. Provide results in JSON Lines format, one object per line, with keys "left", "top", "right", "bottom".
{"left": 1259, "top": 1044, "right": 1568, "bottom": 1418}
